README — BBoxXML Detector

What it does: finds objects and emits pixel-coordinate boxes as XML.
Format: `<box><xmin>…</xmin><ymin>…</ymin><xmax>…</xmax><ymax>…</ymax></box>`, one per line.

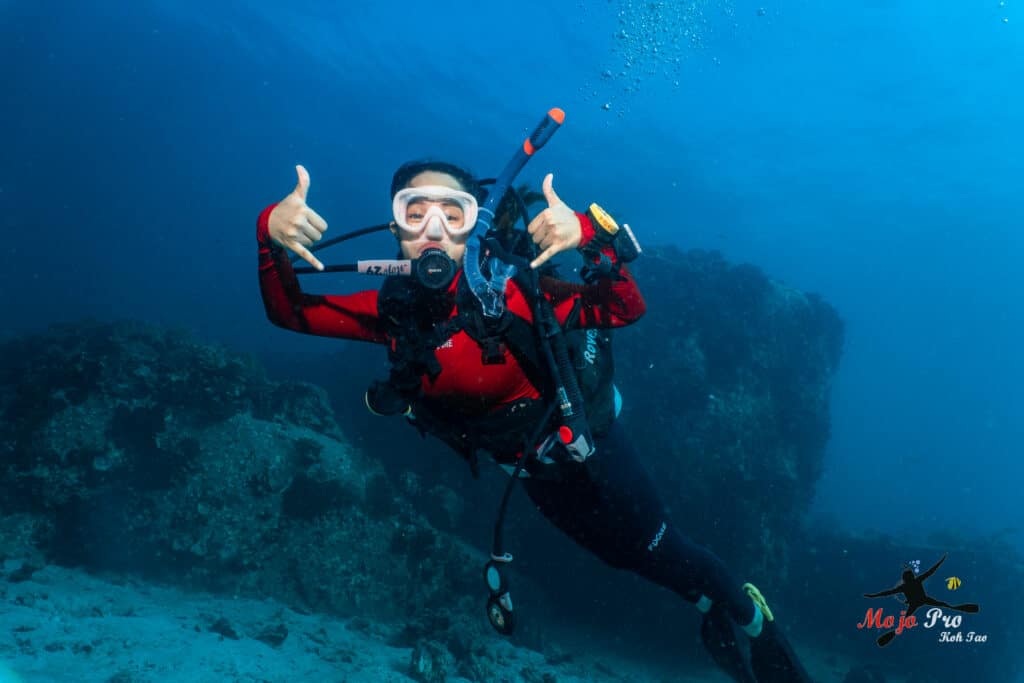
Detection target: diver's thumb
<box><xmin>294</xmin><ymin>164</ymin><xmax>310</xmax><ymax>202</ymax></box>
<box><xmin>542</xmin><ymin>173</ymin><xmax>563</xmax><ymax>207</ymax></box>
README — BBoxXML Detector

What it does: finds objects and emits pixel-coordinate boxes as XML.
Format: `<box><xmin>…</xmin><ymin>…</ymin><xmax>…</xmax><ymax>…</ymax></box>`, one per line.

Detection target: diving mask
<box><xmin>392</xmin><ymin>185</ymin><xmax>479</xmax><ymax>238</ymax></box>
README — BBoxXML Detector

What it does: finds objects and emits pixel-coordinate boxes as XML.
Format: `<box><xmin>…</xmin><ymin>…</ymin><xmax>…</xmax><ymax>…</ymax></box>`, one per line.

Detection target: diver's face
<box><xmin>393</xmin><ymin>171</ymin><xmax>471</xmax><ymax>266</ymax></box>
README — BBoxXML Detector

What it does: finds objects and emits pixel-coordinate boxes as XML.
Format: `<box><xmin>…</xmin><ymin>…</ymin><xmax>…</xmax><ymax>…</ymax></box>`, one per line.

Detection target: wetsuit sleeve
<box><xmin>257</xmin><ymin>203</ymin><xmax>387</xmax><ymax>343</ymax></box>
<box><xmin>543</xmin><ymin>212</ymin><xmax>646</xmax><ymax>328</ymax></box>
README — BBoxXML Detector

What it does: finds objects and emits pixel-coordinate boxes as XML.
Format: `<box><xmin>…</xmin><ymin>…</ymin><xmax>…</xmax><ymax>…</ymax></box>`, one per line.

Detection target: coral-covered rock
<box><xmin>0</xmin><ymin>320</ymin><xmax>481</xmax><ymax>623</ymax></box>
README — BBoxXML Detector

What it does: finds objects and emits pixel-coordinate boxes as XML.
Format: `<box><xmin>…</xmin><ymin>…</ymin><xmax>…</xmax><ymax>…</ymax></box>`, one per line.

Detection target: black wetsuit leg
<box><xmin>520</xmin><ymin>420</ymin><xmax>754</xmax><ymax>625</ymax></box>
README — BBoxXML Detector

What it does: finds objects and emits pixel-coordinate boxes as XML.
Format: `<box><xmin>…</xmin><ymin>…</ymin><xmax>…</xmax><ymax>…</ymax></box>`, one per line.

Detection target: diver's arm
<box><xmin>258</xmin><ymin>204</ymin><xmax>387</xmax><ymax>343</ymax></box>
<box><xmin>863</xmin><ymin>585</ymin><xmax>904</xmax><ymax>598</ymax></box>
<box><xmin>918</xmin><ymin>554</ymin><xmax>948</xmax><ymax>581</ymax></box>
<box><xmin>545</xmin><ymin>212</ymin><xmax>647</xmax><ymax>328</ymax></box>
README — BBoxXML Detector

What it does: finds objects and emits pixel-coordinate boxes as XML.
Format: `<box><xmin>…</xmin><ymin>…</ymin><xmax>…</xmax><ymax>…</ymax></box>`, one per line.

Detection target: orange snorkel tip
<box><xmin>523</xmin><ymin>107</ymin><xmax>566</xmax><ymax>155</ymax></box>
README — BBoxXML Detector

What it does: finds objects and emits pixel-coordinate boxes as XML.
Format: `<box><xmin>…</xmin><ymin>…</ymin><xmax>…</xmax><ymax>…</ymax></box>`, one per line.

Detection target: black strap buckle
<box><xmin>480</xmin><ymin>337</ymin><xmax>507</xmax><ymax>365</ymax></box>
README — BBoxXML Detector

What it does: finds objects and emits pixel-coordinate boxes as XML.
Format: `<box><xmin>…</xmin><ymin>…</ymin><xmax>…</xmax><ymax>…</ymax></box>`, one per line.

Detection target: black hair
<box><xmin>389</xmin><ymin>160</ymin><xmax>483</xmax><ymax>201</ymax></box>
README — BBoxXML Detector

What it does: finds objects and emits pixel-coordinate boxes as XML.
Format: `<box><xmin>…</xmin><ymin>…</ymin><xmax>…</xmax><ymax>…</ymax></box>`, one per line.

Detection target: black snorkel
<box><xmin>461</xmin><ymin>108</ymin><xmax>565</xmax><ymax>317</ymax></box>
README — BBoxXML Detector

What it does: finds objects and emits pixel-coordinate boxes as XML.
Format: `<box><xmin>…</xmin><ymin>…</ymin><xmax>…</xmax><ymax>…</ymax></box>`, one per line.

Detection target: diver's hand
<box><xmin>528</xmin><ymin>173</ymin><xmax>581</xmax><ymax>270</ymax></box>
<box><xmin>267</xmin><ymin>164</ymin><xmax>328</xmax><ymax>271</ymax></box>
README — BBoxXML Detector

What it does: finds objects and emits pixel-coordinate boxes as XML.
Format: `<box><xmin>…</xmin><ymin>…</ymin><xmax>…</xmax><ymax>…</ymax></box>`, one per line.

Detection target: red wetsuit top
<box><xmin>257</xmin><ymin>204</ymin><xmax>646</xmax><ymax>417</ymax></box>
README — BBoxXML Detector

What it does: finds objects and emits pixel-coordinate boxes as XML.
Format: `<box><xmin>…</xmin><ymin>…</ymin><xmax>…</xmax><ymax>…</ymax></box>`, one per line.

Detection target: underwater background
<box><xmin>1</xmin><ymin>1</ymin><xmax>1021</xmax><ymax>682</ymax></box>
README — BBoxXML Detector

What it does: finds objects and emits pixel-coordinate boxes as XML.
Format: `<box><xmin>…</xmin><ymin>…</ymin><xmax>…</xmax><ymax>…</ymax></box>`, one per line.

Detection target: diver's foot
<box><xmin>700</xmin><ymin>605</ymin><xmax>757</xmax><ymax>683</ymax></box>
<box><xmin>741</xmin><ymin>583</ymin><xmax>813</xmax><ymax>683</ymax></box>
<box><xmin>749</xmin><ymin>619</ymin><xmax>813</xmax><ymax>683</ymax></box>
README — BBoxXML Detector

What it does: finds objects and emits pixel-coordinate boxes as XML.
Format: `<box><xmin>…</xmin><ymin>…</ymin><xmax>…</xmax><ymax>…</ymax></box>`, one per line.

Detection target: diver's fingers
<box><xmin>290</xmin><ymin>241</ymin><xmax>324</xmax><ymax>271</ymax></box>
<box><xmin>297</xmin><ymin>217</ymin><xmax>322</xmax><ymax>243</ymax></box>
<box><xmin>530</xmin><ymin>244</ymin><xmax>559</xmax><ymax>270</ymax></box>
<box><xmin>307</xmin><ymin>206</ymin><xmax>328</xmax><ymax>232</ymax></box>
<box><xmin>537</xmin><ymin>231</ymin><xmax>557</xmax><ymax>251</ymax></box>
<box><xmin>294</xmin><ymin>165</ymin><xmax>310</xmax><ymax>202</ymax></box>
<box><xmin>528</xmin><ymin>206</ymin><xmax>558</xmax><ymax>236</ymax></box>
<box><xmin>527</xmin><ymin>211</ymin><xmax>543</xmax><ymax>235</ymax></box>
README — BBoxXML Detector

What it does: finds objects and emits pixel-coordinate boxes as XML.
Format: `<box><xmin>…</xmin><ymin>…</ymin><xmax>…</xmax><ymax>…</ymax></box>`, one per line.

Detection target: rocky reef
<box><xmin>8</xmin><ymin>249</ymin><xmax>1017</xmax><ymax>680</ymax></box>
<box><xmin>0</xmin><ymin>320</ymin><xmax>507</xmax><ymax>673</ymax></box>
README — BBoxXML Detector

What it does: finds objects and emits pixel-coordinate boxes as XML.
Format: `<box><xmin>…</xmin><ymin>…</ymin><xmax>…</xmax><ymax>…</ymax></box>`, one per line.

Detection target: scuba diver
<box><xmin>864</xmin><ymin>554</ymin><xmax>980</xmax><ymax>647</ymax></box>
<box><xmin>255</xmin><ymin>114</ymin><xmax>813</xmax><ymax>682</ymax></box>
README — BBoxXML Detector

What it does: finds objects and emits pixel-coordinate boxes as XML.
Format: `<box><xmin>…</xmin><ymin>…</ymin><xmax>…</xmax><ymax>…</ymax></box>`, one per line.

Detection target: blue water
<box><xmin>2</xmin><ymin>0</ymin><xmax>1021</xmax><ymax>674</ymax></box>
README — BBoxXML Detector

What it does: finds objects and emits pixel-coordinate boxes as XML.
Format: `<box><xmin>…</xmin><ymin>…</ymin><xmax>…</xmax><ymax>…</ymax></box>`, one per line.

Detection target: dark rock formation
<box><xmin>615</xmin><ymin>247</ymin><xmax>844</xmax><ymax>576</ymax></box>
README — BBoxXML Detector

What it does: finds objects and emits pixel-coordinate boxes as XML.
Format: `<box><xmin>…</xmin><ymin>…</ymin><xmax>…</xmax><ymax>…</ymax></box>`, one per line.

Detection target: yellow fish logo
<box><xmin>946</xmin><ymin>576</ymin><xmax>962</xmax><ymax>590</ymax></box>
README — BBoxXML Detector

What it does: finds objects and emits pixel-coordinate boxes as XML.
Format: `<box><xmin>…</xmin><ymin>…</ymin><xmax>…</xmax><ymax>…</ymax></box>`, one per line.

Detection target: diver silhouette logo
<box><xmin>860</xmin><ymin>553</ymin><xmax>980</xmax><ymax>647</ymax></box>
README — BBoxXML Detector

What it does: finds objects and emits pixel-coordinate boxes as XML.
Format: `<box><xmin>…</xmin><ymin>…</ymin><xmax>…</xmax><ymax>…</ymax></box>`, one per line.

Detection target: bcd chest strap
<box><xmin>454</xmin><ymin>273</ymin><xmax>550</xmax><ymax>392</ymax></box>
<box><xmin>373</xmin><ymin>266</ymin><xmax>613</xmax><ymax>468</ymax></box>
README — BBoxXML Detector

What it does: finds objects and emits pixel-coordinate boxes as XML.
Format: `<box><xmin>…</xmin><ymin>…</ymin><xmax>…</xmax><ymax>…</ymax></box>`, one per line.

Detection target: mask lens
<box><xmin>405</xmin><ymin>199</ymin><xmax>464</xmax><ymax>229</ymax></box>
<box><xmin>394</xmin><ymin>186</ymin><xmax>478</xmax><ymax>236</ymax></box>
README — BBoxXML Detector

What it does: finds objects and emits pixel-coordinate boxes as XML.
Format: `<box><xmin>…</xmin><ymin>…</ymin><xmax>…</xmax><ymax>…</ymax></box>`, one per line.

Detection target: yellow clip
<box><xmin>743</xmin><ymin>583</ymin><xmax>775</xmax><ymax>622</ymax></box>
